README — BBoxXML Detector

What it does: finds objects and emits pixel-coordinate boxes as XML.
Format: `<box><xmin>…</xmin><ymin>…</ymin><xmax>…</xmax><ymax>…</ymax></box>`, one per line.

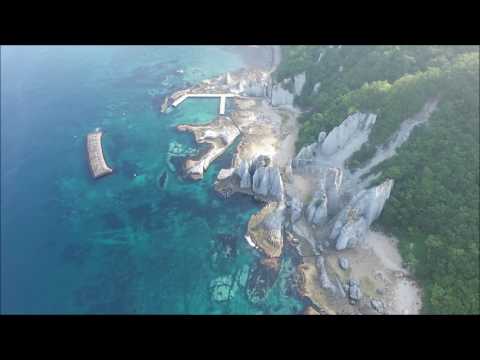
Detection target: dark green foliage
<box><xmin>278</xmin><ymin>45</ymin><xmax>480</xmax><ymax>314</ymax></box>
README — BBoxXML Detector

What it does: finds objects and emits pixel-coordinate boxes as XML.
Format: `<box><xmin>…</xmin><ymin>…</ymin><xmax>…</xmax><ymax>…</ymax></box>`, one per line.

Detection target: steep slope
<box><xmin>275</xmin><ymin>46</ymin><xmax>479</xmax><ymax>314</ymax></box>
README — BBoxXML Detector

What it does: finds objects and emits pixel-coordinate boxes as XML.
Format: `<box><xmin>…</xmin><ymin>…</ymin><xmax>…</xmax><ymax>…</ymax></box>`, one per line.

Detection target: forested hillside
<box><xmin>274</xmin><ymin>45</ymin><xmax>479</xmax><ymax>314</ymax></box>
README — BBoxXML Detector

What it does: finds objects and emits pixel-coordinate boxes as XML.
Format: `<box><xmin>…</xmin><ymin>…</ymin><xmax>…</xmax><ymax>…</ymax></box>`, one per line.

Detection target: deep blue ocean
<box><xmin>1</xmin><ymin>46</ymin><xmax>303</xmax><ymax>314</ymax></box>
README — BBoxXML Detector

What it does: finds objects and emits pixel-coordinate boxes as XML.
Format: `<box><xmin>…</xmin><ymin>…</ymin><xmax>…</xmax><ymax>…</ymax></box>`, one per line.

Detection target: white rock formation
<box><xmin>316</xmin><ymin>256</ymin><xmax>337</xmax><ymax>294</ymax></box>
<box><xmin>252</xmin><ymin>166</ymin><xmax>269</xmax><ymax>196</ymax></box>
<box><xmin>352</xmin><ymin>99</ymin><xmax>439</xmax><ymax>184</ymax></box>
<box><xmin>271</xmin><ymin>83</ymin><xmax>294</xmax><ymax>107</ymax></box>
<box><xmin>294</xmin><ymin>72</ymin><xmax>306</xmax><ymax>96</ymax></box>
<box><xmin>330</xmin><ymin>179</ymin><xmax>394</xmax><ymax>250</ymax></box>
<box><xmin>320</xmin><ymin>113</ymin><xmax>377</xmax><ymax>157</ymax></box>
<box><xmin>306</xmin><ymin>187</ymin><xmax>328</xmax><ymax>226</ymax></box>
<box><xmin>234</xmin><ymin>156</ymin><xmax>284</xmax><ymax>202</ymax></box>
<box><xmin>225</xmin><ymin>72</ymin><xmax>232</xmax><ymax>85</ymax></box>
<box><xmin>288</xmin><ymin>196</ymin><xmax>303</xmax><ymax>223</ymax></box>
<box><xmin>317</xmin><ymin>51</ymin><xmax>325</xmax><ymax>63</ymax></box>
<box><xmin>325</xmin><ymin>167</ymin><xmax>343</xmax><ymax>215</ymax></box>
<box><xmin>252</xmin><ymin>166</ymin><xmax>284</xmax><ymax>202</ymax></box>
<box><xmin>268</xmin><ymin>167</ymin><xmax>284</xmax><ymax>202</ymax></box>
<box><xmin>270</xmin><ymin>72</ymin><xmax>306</xmax><ymax>107</ymax></box>
<box><xmin>217</xmin><ymin>168</ymin><xmax>235</xmax><ymax>181</ymax></box>
<box><xmin>235</xmin><ymin>159</ymin><xmax>252</xmax><ymax>189</ymax></box>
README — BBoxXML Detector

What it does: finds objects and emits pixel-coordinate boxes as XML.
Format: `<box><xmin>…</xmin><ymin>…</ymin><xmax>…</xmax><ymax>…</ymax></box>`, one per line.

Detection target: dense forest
<box><xmin>274</xmin><ymin>45</ymin><xmax>479</xmax><ymax>314</ymax></box>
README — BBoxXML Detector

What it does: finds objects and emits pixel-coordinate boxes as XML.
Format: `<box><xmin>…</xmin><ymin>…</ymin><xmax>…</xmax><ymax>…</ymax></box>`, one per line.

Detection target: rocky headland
<box><xmin>163</xmin><ymin>46</ymin><xmax>430</xmax><ymax>314</ymax></box>
<box><xmin>176</xmin><ymin>116</ymin><xmax>240</xmax><ymax>180</ymax></box>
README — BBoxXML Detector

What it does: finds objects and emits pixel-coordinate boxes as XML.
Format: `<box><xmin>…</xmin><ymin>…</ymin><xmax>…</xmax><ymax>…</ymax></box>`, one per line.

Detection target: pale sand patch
<box><xmin>363</xmin><ymin>231</ymin><xmax>423</xmax><ymax>314</ymax></box>
<box><xmin>365</xmin><ymin>231</ymin><xmax>404</xmax><ymax>272</ymax></box>
<box><xmin>271</xmin><ymin>108</ymin><xmax>299</xmax><ymax>167</ymax></box>
<box><xmin>390</xmin><ymin>279</ymin><xmax>423</xmax><ymax>315</ymax></box>
<box><xmin>274</xmin><ymin>130</ymin><xmax>297</xmax><ymax>167</ymax></box>
<box><xmin>238</xmin><ymin>134</ymin><xmax>278</xmax><ymax>162</ymax></box>
<box><xmin>296</xmin><ymin>230</ymin><xmax>423</xmax><ymax>315</ymax></box>
<box><xmin>288</xmin><ymin>174</ymin><xmax>314</xmax><ymax>202</ymax></box>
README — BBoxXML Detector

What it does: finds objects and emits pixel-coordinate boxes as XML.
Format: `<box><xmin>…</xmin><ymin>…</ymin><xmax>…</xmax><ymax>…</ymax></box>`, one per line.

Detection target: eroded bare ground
<box><xmin>291</xmin><ymin>229</ymin><xmax>423</xmax><ymax>315</ymax></box>
<box><xmin>232</xmin><ymin>98</ymin><xmax>299</xmax><ymax>168</ymax></box>
<box><xmin>164</xmin><ymin>62</ymin><xmax>423</xmax><ymax>315</ymax></box>
<box><xmin>229</xmin><ymin>96</ymin><xmax>423</xmax><ymax>315</ymax></box>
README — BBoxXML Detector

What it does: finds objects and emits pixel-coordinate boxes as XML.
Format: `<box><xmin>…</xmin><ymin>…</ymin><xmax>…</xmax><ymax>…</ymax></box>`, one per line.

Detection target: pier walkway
<box><xmin>171</xmin><ymin>93</ymin><xmax>237</xmax><ymax>115</ymax></box>
<box><xmin>86</xmin><ymin>131</ymin><xmax>113</xmax><ymax>179</ymax></box>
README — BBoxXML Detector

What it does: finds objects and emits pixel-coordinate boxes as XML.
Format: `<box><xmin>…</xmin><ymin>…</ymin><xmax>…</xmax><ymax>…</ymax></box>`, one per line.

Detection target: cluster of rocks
<box><xmin>338</xmin><ymin>257</ymin><xmax>350</xmax><ymax>270</ymax></box>
<box><xmin>287</xmin><ymin>111</ymin><xmax>394</xmax><ymax>252</ymax></box>
<box><xmin>370</xmin><ymin>298</ymin><xmax>385</xmax><ymax>313</ymax></box>
<box><xmin>176</xmin><ymin>117</ymin><xmax>240</xmax><ymax>180</ymax></box>
<box><xmin>292</xmin><ymin>112</ymin><xmax>377</xmax><ymax>171</ymax></box>
<box><xmin>347</xmin><ymin>279</ymin><xmax>362</xmax><ymax>305</ymax></box>
<box><xmin>329</xmin><ymin>179</ymin><xmax>394</xmax><ymax>250</ymax></box>
<box><xmin>166</xmin><ymin>141</ymin><xmax>198</xmax><ymax>172</ymax></box>
<box><xmin>316</xmin><ymin>256</ymin><xmax>337</xmax><ymax>295</ymax></box>
<box><xmin>269</xmin><ymin>71</ymin><xmax>306</xmax><ymax>107</ymax></box>
<box><xmin>221</xmin><ymin>69</ymin><xmax>270</xmax><ymax>98</ymax></box>
<box><xmin>247</xmin><ymin>202</ymin><xmax>285</xmax><ymax>258</ymax></box>
<box><xmin>234</xmin><ymin>155</ymin><xmax>285</xmax><ymax>202</ymax></box>
<box><xmin>312</xmin><ymin>255</ymin><xmax>367</xmax><ymax>309</ymax></box>
<box><xmin>286</xmin><ymin>166</ymin><xmax>343</xmax><ymax>231</ymax></box>
<box><xmin>306</xmin><ymin>188</ymin><xmax>328</xmax><ymax>226</ymax></box>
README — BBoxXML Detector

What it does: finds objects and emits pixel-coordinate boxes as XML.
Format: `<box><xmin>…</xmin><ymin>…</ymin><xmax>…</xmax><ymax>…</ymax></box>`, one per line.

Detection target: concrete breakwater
<box><xmin>86</xmin><ymin>131</ymin><xmax>113</xmax><ymax>179</ymax></box>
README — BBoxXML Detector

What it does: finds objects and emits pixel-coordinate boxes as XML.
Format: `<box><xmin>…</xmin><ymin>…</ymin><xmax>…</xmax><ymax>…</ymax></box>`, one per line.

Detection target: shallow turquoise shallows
<box><xmin>1</xmin><ymin>46</ymin><xmax>303</xmax><ymax>314</ymax></box>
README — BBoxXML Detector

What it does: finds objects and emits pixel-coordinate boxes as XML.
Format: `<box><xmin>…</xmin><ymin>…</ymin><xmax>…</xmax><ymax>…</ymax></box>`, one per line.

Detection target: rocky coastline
<box><xmin>162</xmin><ymin>46</ymin><xmax>424</xmax><ymax>314</ymax></box>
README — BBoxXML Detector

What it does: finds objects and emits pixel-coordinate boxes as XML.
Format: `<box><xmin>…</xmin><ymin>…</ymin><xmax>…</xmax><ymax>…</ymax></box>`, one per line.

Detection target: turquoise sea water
<box><xmin>1</xmin><ymin>46</ymin><xmax>303</xmax><ymax>314</ymax></box>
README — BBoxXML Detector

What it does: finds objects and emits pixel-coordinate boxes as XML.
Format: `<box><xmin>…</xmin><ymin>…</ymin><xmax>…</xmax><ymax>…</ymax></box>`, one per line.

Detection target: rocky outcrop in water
<box><xmin>330</xmin><ymin>179</ymin><xmax>394</xmax><ymax>250</ymax></box>
<box><xmin>247</xmin><ymin>202</ymin><xmax>285</xmax><ymax>258</ymax></box>
<box><xmin>235</xmin><ymin>159</ymin><xmax>252</xmax><ymax>189</ymax></box>
<box><xmin>231</xmin><ymin>155</ymin><xmax>284</xmax><ymax>202</ymax></box>
<box><xmin>177</xmin><ymin>117</ymin><xmax>240</xmax><ymax>180</ymax></box>
<box><xmin>217</xmin><ymin>168</ymin><xmax>235</xmax><ymax>181</ymax></box>
<box><xmin>252</xmin><ymin>166</ymin><xmax>284</xmax><ymax>202</ymax></box>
